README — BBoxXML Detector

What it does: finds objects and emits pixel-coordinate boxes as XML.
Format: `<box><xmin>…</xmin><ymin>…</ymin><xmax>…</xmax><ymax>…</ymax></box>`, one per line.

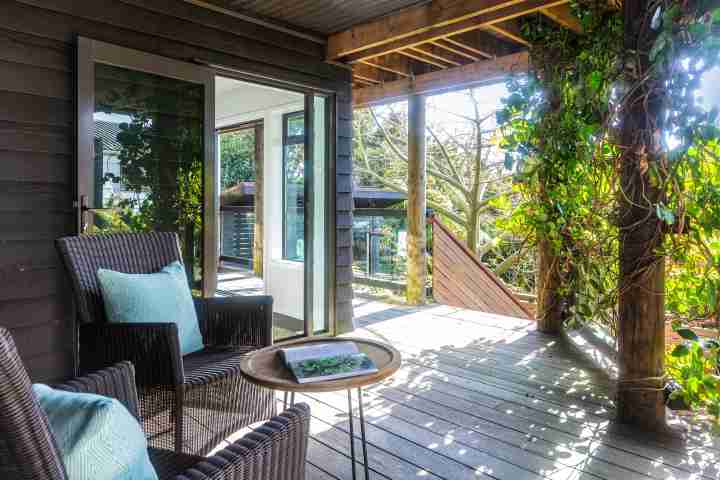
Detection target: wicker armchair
<box><xmin>0</xmin><ymin>327</ymin><xmax>310</xmax><ymax>480</ymax></box>
<box><xmin>56</xmin><ymin>232</ymin><xmax>276</xmax><ymax>455</ymax></box>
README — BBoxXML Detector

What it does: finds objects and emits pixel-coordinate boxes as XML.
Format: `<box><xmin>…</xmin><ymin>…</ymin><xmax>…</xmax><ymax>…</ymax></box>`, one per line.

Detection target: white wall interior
<box><xmin>215</xmin><ymin>77</ymin><xmax>306</xmax><ymax>323</ymax></box>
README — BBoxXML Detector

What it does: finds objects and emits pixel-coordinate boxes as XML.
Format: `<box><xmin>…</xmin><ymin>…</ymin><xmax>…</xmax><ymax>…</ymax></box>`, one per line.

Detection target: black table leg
<box><xmin>347</xmin><ymin>389</ymin><xmax>357</xmax><ymax>480</ymax></box>
<box><xmin>357</xmin><ymin>387</ymin><xmax>370</xmax><ymax>480</ymax></box>
<box><xmin>348</xmin><ymin>387</ymin><xmax>370</xmax><ymax>480</ymax></box>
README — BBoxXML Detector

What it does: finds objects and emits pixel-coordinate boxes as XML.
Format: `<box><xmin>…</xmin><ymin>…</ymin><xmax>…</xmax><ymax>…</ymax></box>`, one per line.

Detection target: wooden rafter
<box><xmin>442</xmin><ymin>37</ymin><xmax>494</xmax><ymax>59</ymax></box>
<box><xmin>396</xmin><ymin>49</ymin><xmax>449</xmax><ymax>69</ymax></box>
<box><xmin>485</xmin><ymin>21</ymin><xmax>531</xmax><ymax>46</ymax></box>
<box><xmin>431</xmin><ymin>39</ymin><xmax>484</xmax><ymax>62</ymax></box>
<box><xmin>352</xmin><ymin>63</ymin><xmax>385</xmax><ymax>84</ymax></box>
<box><xmin>353</xmin><ymin>51</ymin><xmax>529</xmax><ymax>107</ymax></box>
<box><xmin>541</xmin><ymin>4</ymin><xmax>583</xmax><ymax>33</ymax></box>
<box><xmin>332</xmin><ymin>0</ymin><xmax>569</xmax><ymax>63</ymax></box>
<box><xmin>409</xmin><ymin>45</ymin><xmax>464</xmax><ymax>67</ymax></box>
<box><xmin>358</xmin><ymin>59</ymin><xmax>411</xmax><ymax>78</ymax></box>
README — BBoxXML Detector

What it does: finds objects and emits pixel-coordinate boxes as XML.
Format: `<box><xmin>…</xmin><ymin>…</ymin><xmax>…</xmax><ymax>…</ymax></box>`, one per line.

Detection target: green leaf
<box><xmin>676</xmin><ymin>328</ymin><xmax>700</xmax><ymax>342</ymax></box>
<box><xmin>656</xmin><ymin>204</ymin><xmax>675</xmax><ymax>225</ymax></box>
<box><xmin>672</xmin><ymin>344</ymin><xmax>690</xmax><ymax>357</ymax></box>
<box><xmin>649</xmin><ymin>32</ymin><xmax>669</xmax><ymax>62</ymax></box>
<box><xmin>712</xmin><ymin>8</ymin><xmax>720</xmax><ymax>24</ymax></box>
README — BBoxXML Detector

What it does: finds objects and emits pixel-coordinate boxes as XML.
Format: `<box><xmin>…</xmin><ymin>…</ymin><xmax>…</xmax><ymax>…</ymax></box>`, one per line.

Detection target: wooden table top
<box><xmin>239</xmin><ymin>337</ymin><xmax>402</xmax><ymax>393</ymax></box>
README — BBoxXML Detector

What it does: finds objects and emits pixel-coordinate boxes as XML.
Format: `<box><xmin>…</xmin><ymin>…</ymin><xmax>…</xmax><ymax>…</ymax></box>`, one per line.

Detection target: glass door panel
<box><xmin>77</xmin><ymin>38</ymin><xmax>215</xmax><ymax>293</ymax></box>
<box><xmin>310</xmin><ymin>95</ymin><xmax>328</xmax><ymax>334</ymax></box>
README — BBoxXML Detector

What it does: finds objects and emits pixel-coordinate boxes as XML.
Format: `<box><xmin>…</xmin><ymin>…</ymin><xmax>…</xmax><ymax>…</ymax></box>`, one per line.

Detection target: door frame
<box><xmin>213</xmin><ymin>71</ymin><xmax>336</xmax><ymax>339</ymax></box>
<box><xmin>76</xmin><ymin>37</ymin><xmax>218</xmax><ymax>296</ymax></box>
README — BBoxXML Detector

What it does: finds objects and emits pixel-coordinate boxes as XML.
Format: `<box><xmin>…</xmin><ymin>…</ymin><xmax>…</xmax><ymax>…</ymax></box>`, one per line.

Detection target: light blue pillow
<box><xmin>97</xmin><ymin>261</ymin><xmax>204</xmax><ymax>355</ymax></box>
<box><xmin>33</xmin><ymin>384</ymin><xmax>158</xmax><ymax>480</ymax></box>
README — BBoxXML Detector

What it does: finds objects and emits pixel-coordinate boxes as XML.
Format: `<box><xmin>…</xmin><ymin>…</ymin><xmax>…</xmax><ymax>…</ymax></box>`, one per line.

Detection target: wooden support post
<box><xmin>617</xmin><ymin>0</ymin><xmax>667</xmax><ymax>431</ymax></box>
<box><xmin>535</xmin><ymin>84</ymin><xmax>563</xmax><ymax>334</ymax></box>
<box><xmin>253</xmin><ymin>122</ymin><xmax>264</xmax><ymax>279</ymax></box>
<box><xmin>406</xmin><ymin>94</ymin><xmax>427</xmax><ymax>305</ymax></box>
<box><xmin>536</xmin><ymin>234</ymin><xmax>563</xmax><ymax>333</ymax></box>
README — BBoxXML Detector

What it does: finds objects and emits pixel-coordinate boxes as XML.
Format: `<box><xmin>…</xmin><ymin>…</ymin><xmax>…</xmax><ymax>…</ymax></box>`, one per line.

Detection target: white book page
<box><xmin>281</xmin><ymin>341</ymin><xmax>359</xmax><ymax>363</ymax></box>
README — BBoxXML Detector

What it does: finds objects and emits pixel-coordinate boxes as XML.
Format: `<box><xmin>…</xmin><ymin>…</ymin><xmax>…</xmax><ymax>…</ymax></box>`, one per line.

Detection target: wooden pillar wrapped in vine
<box><xmin>406</xmin><ymin>94</ymin><xmax>427</xmax><ymax>305</ymax></box>
<box><xmin>534</xmin><ymin>64</ymin><xmax>564</xmax><ymax>334</ymax></box>
<box><xmin>617</xmin><ymin>0</ymin><xmax>667</xmax><ymax>431</ymax></box>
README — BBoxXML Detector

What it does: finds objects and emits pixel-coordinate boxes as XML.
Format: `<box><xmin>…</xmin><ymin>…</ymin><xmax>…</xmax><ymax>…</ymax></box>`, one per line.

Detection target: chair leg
<box><xmin>174</xmin><ymin>387</ymin><xmax>184</xmax><ymax>453</ymax></box>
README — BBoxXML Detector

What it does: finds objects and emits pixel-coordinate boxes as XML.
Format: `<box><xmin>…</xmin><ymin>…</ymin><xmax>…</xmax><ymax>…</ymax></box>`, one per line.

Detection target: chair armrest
<box><xmin>194</xmin><ymin>296</ymin><xmax>273</xmax><ymax>350</ymax></box>
<box><xmin>173</xmin><ymin>403</ymin><xmax>310</xmax><ymax>480</ymax></box>
<box><xmin>53</xmin><ymin>362</ymin><xmax>141</xmax><ymax>419</ymax></box>
<box><xmin>79</xmin><ymin>323</ymin><xmax>184</xmax><ymax>388</ymax></box>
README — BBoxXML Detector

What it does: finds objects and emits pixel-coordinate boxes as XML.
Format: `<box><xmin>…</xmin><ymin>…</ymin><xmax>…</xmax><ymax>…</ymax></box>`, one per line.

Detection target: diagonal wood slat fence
<box><xmin>430</xmin><ymin>216</ymin><xmax>532</xmax><ymax>319</ymax></box>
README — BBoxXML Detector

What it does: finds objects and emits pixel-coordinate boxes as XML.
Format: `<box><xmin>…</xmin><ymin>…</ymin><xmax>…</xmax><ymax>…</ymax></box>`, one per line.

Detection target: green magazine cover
<box><xmin>280</xmin><ymin>342</ymin><xmax>378</xmax><ymax>383</ymax></box>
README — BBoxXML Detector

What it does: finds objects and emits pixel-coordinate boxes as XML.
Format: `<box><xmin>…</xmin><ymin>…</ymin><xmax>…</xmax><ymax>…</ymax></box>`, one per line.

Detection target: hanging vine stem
<box><xmin>498</xmin><ymin>0</ymin><xmax>720</xmax><ymax>333</ymax></box>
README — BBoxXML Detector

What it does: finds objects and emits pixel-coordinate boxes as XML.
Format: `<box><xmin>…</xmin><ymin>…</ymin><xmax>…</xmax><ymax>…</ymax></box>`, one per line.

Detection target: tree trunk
<box><xmin>253</xmin><ymin>123</ymin><xmax>264</xmax><ymax>279</ymax></box>
<box><xmin>466</xmin><ymin>207</ymin><xmax>479</xmax><ymax>254</ymax></box>
<box><xmin>406</xmin><ymin>94</ymin><xmax>427</xmax><ymax>305</ymax></box>
<box><xmin>617</xmin><ymin>0</ymin><xmax>667</xmax><ymax>431</ymax></box>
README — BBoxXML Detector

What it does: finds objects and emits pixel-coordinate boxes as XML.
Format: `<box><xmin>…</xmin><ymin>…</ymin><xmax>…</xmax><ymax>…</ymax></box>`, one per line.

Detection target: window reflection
<box><xmin>92</xmin><ymin>63</ymin><xmax>205</xmax><ymax>286</ymax></box>
<box><xmin>283</xmin><ymin>111</ymin><xmax>305</xmax><ymax>262</ymax></box>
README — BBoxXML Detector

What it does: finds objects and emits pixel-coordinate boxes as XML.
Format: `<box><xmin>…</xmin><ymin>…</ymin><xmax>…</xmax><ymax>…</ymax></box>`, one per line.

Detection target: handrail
<box><xmin>429</xmin><ymin>215</ymin><xmax>533</xmax><ymax>319</ymax></box>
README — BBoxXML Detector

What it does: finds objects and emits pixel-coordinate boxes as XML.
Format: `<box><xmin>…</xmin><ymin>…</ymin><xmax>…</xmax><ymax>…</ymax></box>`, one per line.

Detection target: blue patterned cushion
<box><xmin>97</xmin><ymin>261</ymin><xmax>204</xmax><ymax>355</ymax></box>
<box><xmin>33</xmin><ymin>384</ymin><xmax>158</xmax><ymax>480</ymax></box>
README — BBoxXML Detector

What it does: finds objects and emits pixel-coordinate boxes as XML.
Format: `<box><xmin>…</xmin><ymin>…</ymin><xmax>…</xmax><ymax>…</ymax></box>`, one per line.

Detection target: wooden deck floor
<box><xmin>296</xmin><ymin>297</ymin><xmax>720</xmax><ymax>480</ymax></box>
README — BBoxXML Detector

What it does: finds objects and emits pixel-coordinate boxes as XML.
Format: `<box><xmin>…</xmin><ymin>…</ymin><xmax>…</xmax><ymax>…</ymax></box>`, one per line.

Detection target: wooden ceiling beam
<box><xmin>353</xmin><ymin>51</ymin><xmax>529</xmax><ymax>107</ymax></box>
<box><xmin>337</xmin><ymin>0</ymin><xmax>568</xmax><ymax>63</ymax></box>
<box><xmin>431</xmin><ymin>39</ymin><xmax>485</xmax><ymax>62</ymax></box>
<box><xmin>540</xmin><ymin>4</ymin><xmax>583</xmax><ymax>33</ymax></box>
<box><xmin>396</xmin><ymin>49</ymin><xmax>449</xmax><ymax>69</ymax></box>
<box><xmin>358</xmin><ymin>58</ymin><xmax>411</xmax><ymax>78</ymax></box>
<box><xmin>352</xmin><ymin>63</ymin><xmax>386</xmax><ymax>84</ymax></box>
<box><xmin>485</xmin><ymin>20</ymin><xmax>531</xmax><ymax>46</ymax></box>
<box><xmin>409</xmin><ymin>44</ymin><xmax>466</xmax><ymax>67</ymax></box>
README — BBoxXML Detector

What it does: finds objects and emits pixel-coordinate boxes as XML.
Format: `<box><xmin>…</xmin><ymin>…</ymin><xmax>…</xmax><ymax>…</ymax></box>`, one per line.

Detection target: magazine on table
<box><xmin>279</xmin><ymin>341</ymin><xmax>378</xmax><ymax>384</ymax></box>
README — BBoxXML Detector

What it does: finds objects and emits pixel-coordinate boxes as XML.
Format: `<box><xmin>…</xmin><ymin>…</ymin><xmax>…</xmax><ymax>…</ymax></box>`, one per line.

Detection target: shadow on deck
<box><xmin>298</xmin><ymin>298</ymin><xmax>719</xmax><ymax>480</ymax></box>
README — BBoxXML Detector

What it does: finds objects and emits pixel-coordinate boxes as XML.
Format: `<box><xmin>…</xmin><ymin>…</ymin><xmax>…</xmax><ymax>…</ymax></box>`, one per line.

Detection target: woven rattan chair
<box><xmin>0</xmin><ymin>327</ymin><xmax>310</xmax><ymax>480</ymax></box>
<box><xmin>56</xmin><ymin>232</ymin><xmax>276</xmax><ymax>455</ymax></box>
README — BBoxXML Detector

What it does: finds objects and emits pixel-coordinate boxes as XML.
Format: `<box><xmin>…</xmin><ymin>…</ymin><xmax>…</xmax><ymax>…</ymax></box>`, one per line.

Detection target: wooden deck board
<box><xmin>291</xmin><ymin>298</ymin><xmax>720</xmax><ymax>480</ymax></box>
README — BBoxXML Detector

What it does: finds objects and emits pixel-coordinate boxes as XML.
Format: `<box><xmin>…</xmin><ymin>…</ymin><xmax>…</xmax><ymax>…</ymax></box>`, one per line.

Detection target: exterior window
<box><xmin>283</xmin><ymin>111</ymin><xmax>305</xmax><ymax>261</ymax></box>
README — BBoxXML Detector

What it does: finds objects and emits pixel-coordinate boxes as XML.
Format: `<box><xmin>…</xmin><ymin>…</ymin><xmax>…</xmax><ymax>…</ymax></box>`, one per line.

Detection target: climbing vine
<box><xmin>498</xmin><ymin>0</ymin><xmax>720</xmax><ymax>424</ymax></box>
<box><xmin>498</xmin><ymin>1</ymin><xmax>623</xmax><ymax>332</ymax></box>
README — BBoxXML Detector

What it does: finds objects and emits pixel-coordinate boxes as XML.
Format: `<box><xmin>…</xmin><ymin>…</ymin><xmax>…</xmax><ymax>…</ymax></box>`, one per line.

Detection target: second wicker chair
<box><xmin>56</xmin><ymin>232</ymin><xmax>276</xmax><ymax>455</ymax></box>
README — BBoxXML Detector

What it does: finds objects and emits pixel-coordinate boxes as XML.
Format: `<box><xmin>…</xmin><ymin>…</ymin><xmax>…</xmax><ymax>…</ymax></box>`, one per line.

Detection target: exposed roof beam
<box><xmin>352</xmin><ymin>63</ymin><xmax>386</xmax><ymax>84</ymax></box>
<box><xmin>431</xmin><ymin>39</ymin><xmax>484</xmax><ymax>62</ymax></box>
<box><xmin>485</xmin><ymin>20</ymin><xmax>531</xmax><ymax>46</ymax></box>
<box><xmin>541</xmin><ymin>4</ymin><xmax>583</xmax><ymax>33</ymax></box>
<box><xmin>409</xmin><ymin>45</ymin><xmax>464</xmax><ymax>67</ymax></box>
<box><xmin>336</xmin><ymin>0</ymin><xmax>568</xmax><ymax>63</ymax></box>
<box><xmin>358</xmin><ymin>59</ymin><xmax>411</xmax><ymax>78</ymax></box>
<box><xmin>396</xmin><ymin>49</ymin><xmax>449</xmax><ymax>69</ymax></box>
<box><xmin>353</xmin><ymin>51</ymin><xmax>529</xmax><ymax>107</ymax></box>
<box><xmin>441</xmin><ymin>37</ymin><xmax>494</xmax><ymax>59</ymax></box>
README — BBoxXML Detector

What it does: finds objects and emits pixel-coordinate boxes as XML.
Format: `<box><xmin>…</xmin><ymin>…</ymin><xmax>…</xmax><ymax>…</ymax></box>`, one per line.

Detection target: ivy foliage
<box><xmin>497</xmin><ymin>0</ymin><xmax>720</xmax><ymax>425</ymax></box>
<box><xmin>498</xmin><ymin>2</ymin><xmax>624</xmax><ymax>331</ymax></box>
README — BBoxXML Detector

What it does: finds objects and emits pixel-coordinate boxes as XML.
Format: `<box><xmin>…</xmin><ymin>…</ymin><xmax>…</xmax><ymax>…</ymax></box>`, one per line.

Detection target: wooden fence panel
<box><xmin>431</xmin><ymin>217</ymin><xmax>531</xmax><ymax>319</ymax></box>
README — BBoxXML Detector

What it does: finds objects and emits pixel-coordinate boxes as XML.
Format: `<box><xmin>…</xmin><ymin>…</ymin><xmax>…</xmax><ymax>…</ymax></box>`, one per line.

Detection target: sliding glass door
<box><xmin>76</xmin><ymin>38</ymin><xmax>216</xmax><ymax>295</ymax></box>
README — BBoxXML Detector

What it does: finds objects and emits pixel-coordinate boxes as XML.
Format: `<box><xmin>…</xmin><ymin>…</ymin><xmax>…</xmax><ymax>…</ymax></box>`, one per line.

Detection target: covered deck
<box><xmin>295</xmin><ymin>298</ymin><xmax>719</xmax><ymax>480</ymax></box>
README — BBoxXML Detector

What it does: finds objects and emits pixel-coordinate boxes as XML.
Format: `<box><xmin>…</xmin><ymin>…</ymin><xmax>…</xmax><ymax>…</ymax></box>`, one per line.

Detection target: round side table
<box><xmin>239</xmin><ymin>337</ymin><xmax>401</xmax><ymax>480</ymax></box>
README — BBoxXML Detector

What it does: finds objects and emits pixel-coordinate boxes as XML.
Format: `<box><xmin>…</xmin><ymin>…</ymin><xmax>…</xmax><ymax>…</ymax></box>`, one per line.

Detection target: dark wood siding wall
<box><xmin>335</xmin><ymin>88</ymin><xmax>355</xmax><ymax>333</ymax></box>
<box><xmin>0</xmin><ymin>0</ymin><xmax>352</xmax><ymax>381</ymax></box>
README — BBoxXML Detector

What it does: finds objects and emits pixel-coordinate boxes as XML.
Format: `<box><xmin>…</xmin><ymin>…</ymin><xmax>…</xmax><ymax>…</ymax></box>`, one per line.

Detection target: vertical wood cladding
<box><xmin>335</xmin><ymin>89</ymin><xmax>355</xmax><ymax>333</ymax></box>
<box><xmin>0</xmin><ymin>0</ymin><xmax>352</xmax><ymax>381</ymax></box>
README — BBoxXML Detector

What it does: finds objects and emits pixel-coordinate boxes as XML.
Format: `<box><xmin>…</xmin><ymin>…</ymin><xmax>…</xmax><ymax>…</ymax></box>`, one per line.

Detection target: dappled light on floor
<box><xmin>232</xmin><ymin>297</ymin><xmax>719</xmax><ymax>479</ymax></box>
